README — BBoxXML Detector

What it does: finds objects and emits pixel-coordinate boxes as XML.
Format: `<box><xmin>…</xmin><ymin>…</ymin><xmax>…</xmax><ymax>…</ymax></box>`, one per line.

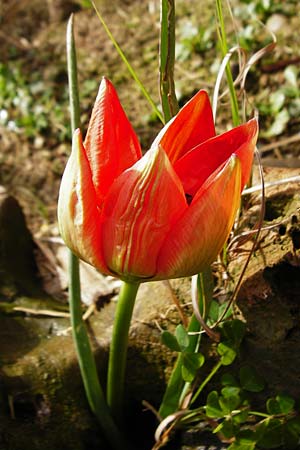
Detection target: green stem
<box><xmin>248</xmin><ymin>411</ymin><xmax>271</xmax><ymax>419</ymax></box>
<box><xmin>159</xmin><ymin>0</ymin><xmax>179</xmax><ymax>122</ymax></box>
<box><xmin>69</xmin><ymin>255</ymin><xmax>125</xmax><ymax>450</ymax></box>
<box><xmin>66</xmin><ymin>15</ymin><xmax>81</xmax><ymax>133</ymax></box>
<box><xmin>67</xmin><ymin>16</ymin><xmax>126</xmax><ymax>450</ymax></box>
<box><xmin>191</xmin><ymin>360</ymin><xmax>223</xmax><ymax>405</ymax></box>
<box><xmin>107</xmin><ymin>281</ymin><xmax>140</xmax><ymax>425</ymax></box>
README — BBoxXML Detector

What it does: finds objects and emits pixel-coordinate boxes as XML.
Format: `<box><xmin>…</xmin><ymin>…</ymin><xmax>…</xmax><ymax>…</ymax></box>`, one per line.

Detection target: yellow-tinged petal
<box><xmin>58</xmin><ymin>129</ymin><xmax>110</xmax><ymax>274</ymax></box>
<box><xmin>156</xmin><ymin>155</ymin><xmax>241</xmax><ymax>279</ymax></box>
<box><xmin>84</xmin><ymin>78</ymin><xmax>142</xmax><ymax>205</ymax></box>
<box><xmin>101</xmin><ymin>145</ymin><xmax>187</xmax><ymax>281</ymax></box>
<box><xmin>152</xmin><ymin>90</ymin><xmax>215</xmax><ymax>164</ymax></box>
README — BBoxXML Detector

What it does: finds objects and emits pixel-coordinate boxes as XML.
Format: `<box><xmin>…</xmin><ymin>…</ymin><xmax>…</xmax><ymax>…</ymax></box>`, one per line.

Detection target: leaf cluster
<box><xmin>162</xmin><ymin>318</ymin><xmax>300</xmax><ymax>450</ymax></box>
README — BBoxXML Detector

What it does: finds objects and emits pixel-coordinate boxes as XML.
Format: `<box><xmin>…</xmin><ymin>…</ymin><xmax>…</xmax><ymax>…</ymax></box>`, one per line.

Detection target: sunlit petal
<box><xmin>101</xmin><ymin>145</ymin><xmax>187</xmax><ymax>281</ymax></box>
<box><xmin>174</xmin><ymin>118</ymin><xmax>258</xmax><ymax>198</ymax></box>
<box><xmin>58</xmin><ymin>129</ymin><xmax>110</xmax><ymax>274</ymax></box>
<box><xmin>84</xmin><ymin>77</ymin><xmax>142</xmax><ymax>205</ymax></box>
<box><xmin>152</xmin><ymin>90</ymin><xmax>215</xmax><ymax>164</ymax></box>
<box><xmin>156</xmin><ymin>155</ymin><xmax>241</xmax><ymax>279</ymax></box>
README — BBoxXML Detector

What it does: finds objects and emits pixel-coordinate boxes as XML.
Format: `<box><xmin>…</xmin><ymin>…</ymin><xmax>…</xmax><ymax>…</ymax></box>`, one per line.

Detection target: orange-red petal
<box><xmin>101</xmin><ymin>145</ymin><xmax>187</xmax><ymax>281</ymax></box>
<box><xmin>58</xmin><ymin>129</ymin><xmax>110</xmax><ymax>274</ymax></box>
<box><xmin>152</xmin><ymin>90</ymin><xmax>215</xmax><ymax>164</ymax></box>
<box><xmin>156</xmin><ymin>155</ymin><xmax>241</xmax><ymax>279</ymax></box>
<box><xmin>174</xmin><ymin>118</ymin><xmax>258</xmax><ymax>198</ymax></box>
<box><xmin>84</xmin><ymin>77</ymin><xmax>142</xmax><ymax>206</ymax></box>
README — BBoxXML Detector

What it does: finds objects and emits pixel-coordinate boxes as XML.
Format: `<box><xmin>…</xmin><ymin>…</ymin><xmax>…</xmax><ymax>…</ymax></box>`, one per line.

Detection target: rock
<box><xmin>233</xmin><ymin>167</ymin><xmax>300</xmax><ymax>401</ymax></box>
<box><xmin>0</xmin><ymin>189</ymin><xmax>44</xmax><ymax>297</ymax></box>
<box><xmin>0</xmin><ymin>275</ymin><xmax>191</xmax><ymax>450</ymax></box>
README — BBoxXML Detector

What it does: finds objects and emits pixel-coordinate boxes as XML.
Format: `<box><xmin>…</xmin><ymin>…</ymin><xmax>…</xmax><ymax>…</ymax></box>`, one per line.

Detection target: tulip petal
<box><xmin>84</xmin><ymin>77</ymin><xmax>142</xmax><ymax>205</ymax></box>
<box><xmin>152</xmin><ymin>90</ymin><xmax>215</xmax><ymax>164</ymax></box>
<box><xmin>174</xmin><ymin>118</ymin><xmax>258</xmax><ymax>198</ymax></box>
<box><xmin>156</xmin><ymin>155</ymin><xmax>241</xmax><ymax>279</ymax></box>
<box><xmin>58</xmin><ymin>129</ymin><xmax>110</xmax><ymax>274</ymax></box>
<box><xmin>101</xmin><ymin>145</ymin><xmax>187</xmax><ymax>281</ymax></box>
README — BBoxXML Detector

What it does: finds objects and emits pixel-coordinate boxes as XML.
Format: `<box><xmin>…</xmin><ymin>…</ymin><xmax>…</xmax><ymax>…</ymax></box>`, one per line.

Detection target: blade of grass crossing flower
<box><xmin>215</xmin><ymin>0</ymin><xmax>240</xmax><ymax>126</ymax></box>
<box><xmin>91</xmin><ymin>1</ymin><xmax>164</xmax><ymax>124</ymax></box>
<box><xmin>159</xmin><ymin>0</ymin><xmax>179</xmax><ymax>122</ymax></box>
<box><xmin>66</xmin><ymin>16</ymin><xmax>126</xmax><ymax>450</ymax></box>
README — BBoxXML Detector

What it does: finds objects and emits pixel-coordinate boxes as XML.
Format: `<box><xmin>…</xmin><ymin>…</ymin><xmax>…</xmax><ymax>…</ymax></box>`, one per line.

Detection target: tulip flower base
<box><xmin>1</xmin><ymin>166</ymin><xmax>300</xmax><ymax>450</ymax></box>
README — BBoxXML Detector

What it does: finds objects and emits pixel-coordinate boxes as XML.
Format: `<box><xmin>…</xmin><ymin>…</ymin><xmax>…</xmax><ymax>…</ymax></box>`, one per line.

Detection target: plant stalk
<box><xmin>191</xmin><ymin>360</ymin><xmax>223</xmax><ymax>405</ymax></box>
<box><xmin>159</xmin><ymin>0</ymin><xmax>179</xmax><ymax>122</ymax></box>
<box><xmin>107</xmin><ymin>281</ymin><xmax>140</xmax><ymax>425</ymax></box>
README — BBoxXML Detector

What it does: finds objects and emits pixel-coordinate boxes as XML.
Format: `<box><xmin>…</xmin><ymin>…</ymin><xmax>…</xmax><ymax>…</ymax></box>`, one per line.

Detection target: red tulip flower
<box><xmin>58</xmin><ymin>78</ymin><xmax>258</xmax><ymax>282</ymax></box>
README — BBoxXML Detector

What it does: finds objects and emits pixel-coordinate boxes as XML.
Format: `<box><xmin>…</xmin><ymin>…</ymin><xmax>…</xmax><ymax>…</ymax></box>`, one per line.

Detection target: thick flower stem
<box><xmin>69</xmin><ymin>255</ymin><xmax>126</xmax><ymax>450</ymax></box>
<box><xmin>107</xmin><ymin>281</ymin><xmax>140</xmax><ymax>425</ymax></box>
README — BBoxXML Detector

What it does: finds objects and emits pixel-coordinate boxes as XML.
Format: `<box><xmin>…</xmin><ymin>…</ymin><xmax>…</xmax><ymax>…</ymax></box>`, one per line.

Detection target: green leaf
<box><xmin>175</xmin><ymin>324</ymin><xmax>190</xmax><ymax>351</ymax></box>
<box><xmin>181</xmin><ymin>352</ymin><xmax>205</xmax><ymax>382</ymax></box>
<box><xmin>221</xmin><ymin>373</ymin><xmax>239</xmax><ymax>387</ymax></box>
<box><xmin>239</xmin><ymin>366</ymin><xmax>265</xmax><ymax>392</ymax></box>
<box><xmin>276</xmin><ymin>394</ymin><xmax>295</xmax><ymax>414</ymax></box>
<box><xmin>221</xmin><ymin>386</ymin><xmax>241</xmax><ymax>398</ymax></box>
<box><xmin>228</xmin><ymin>429</ymin><xmax>257</xmax><ymax>450</ymax></box>
<box><xmin>161</xmin><ymin>331</ymin><xmax>181</xmax><ymax>352</ymax></box>
<box><xmin>239</xmin><ymin>429</ymin><xmax>257</xmax><ymax>441</ymax></box>
<box><xmin>219</xmin><ymin>392</ymin><xmax>241</xmax><ymax>414</ymax></box>
<box><xmin>208</xmin><ymin>300</ymin><xmax>220</xmax><ymax>322</ymax></box>
<box><xmin>283</xmin><ymin>424</ymin><xmax>299</xmax><ymax>450</ymax></box>
<box><xmin>266</xmin><ymin>394</ymin><xmax>294</xmax><ymax>415</ymax></box>
<box><xmin>214</xmin><ymin>419</ymin><xmax>235</xmax><ymax>438</ymax></box>
<box><xmin>266</xmin><ymin>398</ymin><xmax>282</xmax><ymax>415</ymax></box>
<box><xmin>232</xmin><ymin>409</ymin><xmax>249</xmax><ymax>424</ymax></box>
<box><xmin>181</xmin><ymin>365</ymin><xmax>194</xmax><ymax>383</ymax></box>
<box><xmin>287</xmin><ymin>417</ymin><xmax>300</xmax><ymax>434</ymax></box>
<box><xmin>220</xmin><ymin>319</ymin><xmax>246</xmax><ymax>349</ymax></box>
<box><xmin>218</xmin><ymin>342</ymin><xmax>237</xmax><ymax>366</ymax></box>
<box><xmin>257</xmin><ymin>418</ymin><xmax>283</xmax><ymax>449</ymax></box>
<box><xmin>206</xmin><ymin>391</ymin><xmax>223</xmax><ymax>418</ymax></box>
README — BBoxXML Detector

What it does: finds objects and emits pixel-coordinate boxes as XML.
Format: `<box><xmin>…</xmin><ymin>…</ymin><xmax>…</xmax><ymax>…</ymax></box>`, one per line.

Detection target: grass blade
<box><xmin>91</xmin><ymin>1</ymin><xmax>164</xmax><ymax>124</ymax></box>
